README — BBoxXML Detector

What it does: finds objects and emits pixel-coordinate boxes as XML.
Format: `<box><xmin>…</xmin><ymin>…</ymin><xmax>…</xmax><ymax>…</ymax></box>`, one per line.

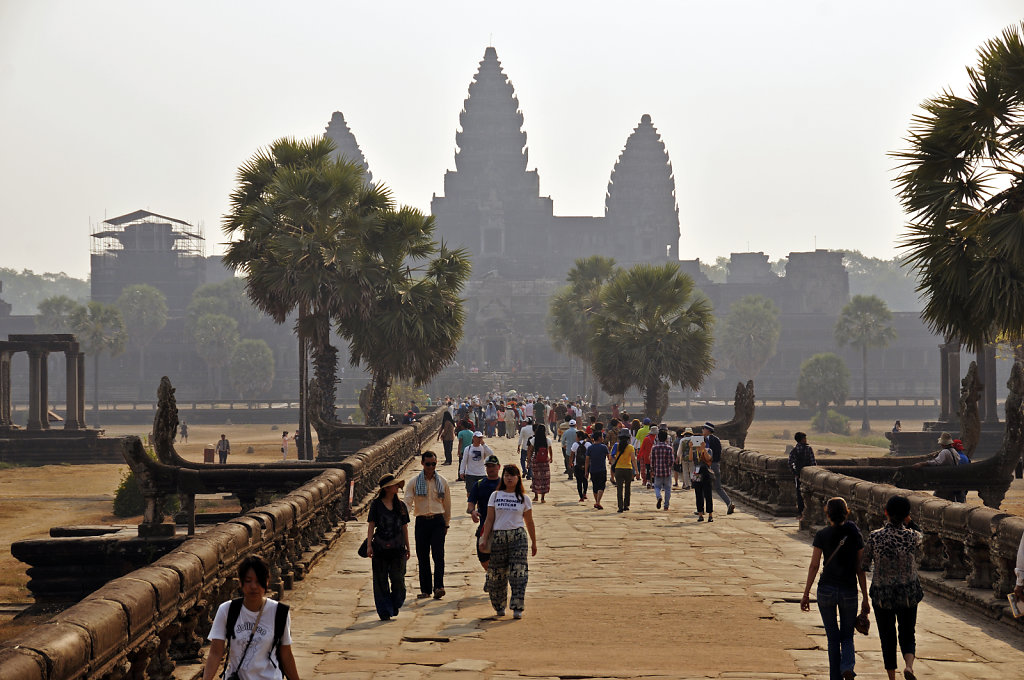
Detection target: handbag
<box><xmin>478</xmin><ymin>531</ymin><xmax>492</xmax><ymax>554</ymax></box>
<box><xmin>854</xmin><ymin>612</ymin><xmax>871</xmax><ymax>635</ymax></box>
<box><xmin>371</xmin><ymin>533</ymin><xmax>403</xmax><ymax>553</ymax></box>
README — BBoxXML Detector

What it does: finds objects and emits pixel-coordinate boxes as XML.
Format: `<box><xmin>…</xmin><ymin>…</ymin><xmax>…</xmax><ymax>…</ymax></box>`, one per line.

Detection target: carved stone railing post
<box><xmin>169</xmin><ymin>602</ymin><xmax>206</xmax><ymax>663</ymax></box>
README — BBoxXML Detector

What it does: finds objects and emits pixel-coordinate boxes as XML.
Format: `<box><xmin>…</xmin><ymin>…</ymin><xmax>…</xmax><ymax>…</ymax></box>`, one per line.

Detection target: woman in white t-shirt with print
<box><xmin>479</xmin><ymin>464</ymin><xmax>538</xmax><ymax>619</ymax></box>
<box><xmin>203</xmin><ymin>555</ymin><xmax>300</xmax><ymax>680</ymax></box>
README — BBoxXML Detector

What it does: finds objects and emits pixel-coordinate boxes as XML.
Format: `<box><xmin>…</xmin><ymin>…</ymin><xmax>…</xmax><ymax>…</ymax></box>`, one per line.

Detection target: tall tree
<box><xmin>797</xmin><ymin>353</ymin><xmax>849</xmax><ymax>432</ymax></box>
<box><xmin>339</xmin><ymin>206</ymin><xmax>470</xmax><ymax>425</ymax></box>
<box><xmin>115</xmin><ymin>284</ymin><xmax>168</xmax><ymax>398</ymax></box>
<box><xmin>835</xmin><ymin>294</ymin><xmax>896</xmax><ymax>431</ymax></box>
<box><xmin>35</xmin><ymin>295</ymin><xmax>82</xmax><ymax>333</ymax></box>
<box><xmin>69</xmin><ymin>301</ymin><xmax>126</xmax><ymax>423</ymax></box>
<box><xmin>229</xmin><ymin>338</ymin><xmax>275</xmax><ymax>399</ymax></box>
<box><xmin>548</xmin><ymin>255</ymin><xmax>618</xmax><ymax>402</ymax></box>
<box><xmin>191</xmin><ymin>313</ymin><xmax>239</xmax><ymax>399</ymax></box>
<box><xmin>223</xmin><ymin>136</ymin><xmax>390</xmax><ymax>447</ymax></box>
<box><xmin>894</xmin><ymin>22</ymin><xmax>1024</xmax><ymax>353</ymax></box>
<box><xmin>719</xmin><ymin>295</ymin><xmax>781</xmax><ymax>379</ymax></box>
<box><xmin>589</xmin><ymin>263</ymin><xmax>714</xmax><ymax>421</ymax></box>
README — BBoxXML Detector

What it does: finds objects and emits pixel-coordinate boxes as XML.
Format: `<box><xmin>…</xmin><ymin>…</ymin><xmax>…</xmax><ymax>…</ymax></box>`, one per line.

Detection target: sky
<box><xmin>1</xmin><ymin>0</ymin><xmax>1022</xmax><ymax>280</ymax></box>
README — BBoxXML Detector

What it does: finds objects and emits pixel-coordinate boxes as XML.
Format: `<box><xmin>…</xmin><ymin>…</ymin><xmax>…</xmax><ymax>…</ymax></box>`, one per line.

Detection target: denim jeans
<box><xmin>816</xmin><ymin>583</ymin><xmax>858</xmax><ymax>680</ymax></box>
<box><xmin>653</xmin><ymin>476</ymin><xmax>672</xmax><ymax>508</ymax></box>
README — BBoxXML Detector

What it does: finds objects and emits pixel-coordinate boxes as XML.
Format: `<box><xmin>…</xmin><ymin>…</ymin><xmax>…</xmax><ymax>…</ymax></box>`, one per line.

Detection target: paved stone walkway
<box><xmin>285</xmin><ymin>436</ymin><xmax>1024</xmax><ymax>679</ymax></box>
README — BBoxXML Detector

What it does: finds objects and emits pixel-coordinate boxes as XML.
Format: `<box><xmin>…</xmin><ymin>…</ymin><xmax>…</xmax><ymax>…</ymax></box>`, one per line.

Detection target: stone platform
<box><xmin>274</xmin><ymin>435</ymin><xmax>1024</xmax><ymax>680</ymax></box>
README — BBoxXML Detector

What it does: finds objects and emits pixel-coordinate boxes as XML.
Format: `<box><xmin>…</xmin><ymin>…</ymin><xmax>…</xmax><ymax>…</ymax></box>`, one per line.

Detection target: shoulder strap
<box><xmin>224</xmin><ymin>597</ymin><xmax>243</xmax><ymax>641</ymax></box>
<box><xmin>269</xmin><ymin>602</ymin><xmax>289</xmax><ymax>668</ymax></box>
<box><xmin>823</xmin><ymin>535</ymin><xmax>848</xmax><ymax>569</ymax></box>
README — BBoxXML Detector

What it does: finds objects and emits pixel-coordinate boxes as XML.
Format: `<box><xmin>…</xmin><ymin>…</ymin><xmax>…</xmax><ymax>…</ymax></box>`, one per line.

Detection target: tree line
<box><xmin>548</xmin><ymin>256</ymin><xmax>897</xmax><ymax>433</ymax></box>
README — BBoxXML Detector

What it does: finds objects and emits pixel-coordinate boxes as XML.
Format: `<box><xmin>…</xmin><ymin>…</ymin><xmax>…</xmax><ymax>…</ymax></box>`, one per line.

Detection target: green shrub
<box><xmin>811</xmin><ymin>409</ymin><xmax>850</xmax><ymax>435</ymax></box>
<box><xmin>113</xmin><ymin>446</ymin><xmax>181</xmax><ymax>517</ymax></box>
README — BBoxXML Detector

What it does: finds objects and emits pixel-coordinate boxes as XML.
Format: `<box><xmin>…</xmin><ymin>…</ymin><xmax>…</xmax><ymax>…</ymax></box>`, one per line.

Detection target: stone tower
<box><xmin>323</xmin><ymin>112</ymin><xmax>372</xmax><ymax>183</ymax></box>
<box><xmin>431</xmin><ymin>47</ymin><xmax>554</xmax><ymax>277</ymax></box>
<box><xmin>604</xmin><ymin>114</ymin><xmax>680</xmax><ymax>265</ymax></box>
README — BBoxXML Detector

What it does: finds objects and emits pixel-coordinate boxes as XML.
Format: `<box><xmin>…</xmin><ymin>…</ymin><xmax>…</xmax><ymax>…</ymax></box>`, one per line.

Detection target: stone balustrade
<box><xmin>0</xmin><ymin>409</ymin><xmax>442</xmax><ymax>680</ymax></box>
<box><xmin>720</xmin><ymin>445</ymin><xmax>1023</xmax><ymax>628</ymax></box>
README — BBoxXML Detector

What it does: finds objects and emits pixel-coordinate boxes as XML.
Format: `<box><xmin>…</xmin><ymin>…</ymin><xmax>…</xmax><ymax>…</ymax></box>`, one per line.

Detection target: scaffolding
<box><xmin>90</xmin><ymin>210</ymin><xmax>207</xmax><ymax>312</ymax></box>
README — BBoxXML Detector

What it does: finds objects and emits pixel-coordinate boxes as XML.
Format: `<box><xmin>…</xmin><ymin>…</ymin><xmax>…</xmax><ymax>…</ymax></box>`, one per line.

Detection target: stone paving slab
<box><xmin>283</xmin><ymin>436</ymin><xmax>1024</xmax><ymax>679</ymax></box>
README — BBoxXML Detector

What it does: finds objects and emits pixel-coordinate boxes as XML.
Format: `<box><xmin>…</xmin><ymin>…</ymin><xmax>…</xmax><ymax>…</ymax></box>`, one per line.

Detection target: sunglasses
<box><xmin>423</xmin><ymin>462</ymin><xmax>437</xmax><ymax>467</ymax></box>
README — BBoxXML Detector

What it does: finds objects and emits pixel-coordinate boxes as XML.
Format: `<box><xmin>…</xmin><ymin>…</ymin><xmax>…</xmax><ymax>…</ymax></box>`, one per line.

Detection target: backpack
<box><xmin>224</xmin><ymin>598</ymin><xmax>290</xmax><ymax>671</ymax></box>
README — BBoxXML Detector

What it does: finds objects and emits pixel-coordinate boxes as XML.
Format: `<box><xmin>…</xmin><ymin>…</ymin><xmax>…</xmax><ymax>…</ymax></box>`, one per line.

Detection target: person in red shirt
<box><xmin>637</xmin><ymin>429</ymin><xmax>657</xmax><ymax>488</ymax></box>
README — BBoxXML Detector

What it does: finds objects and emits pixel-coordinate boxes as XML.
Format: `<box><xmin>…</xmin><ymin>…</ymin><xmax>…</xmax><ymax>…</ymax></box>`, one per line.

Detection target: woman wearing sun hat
<box><xmin>366</xmin><ymin>474</ymin><xmax>411</xmax><ymax>620</ymax></box>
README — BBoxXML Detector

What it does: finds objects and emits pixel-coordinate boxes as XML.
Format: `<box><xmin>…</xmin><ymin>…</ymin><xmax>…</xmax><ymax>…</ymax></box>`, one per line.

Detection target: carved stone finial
<box><xmin>716</xmin><ymin>380</ymin><xmax>756</xmax><ymax>448</ymax></box>
<box><xmin>152</xmin><ymin>377</ymin><xmax>179</xmax><ymax>465</ymax></box>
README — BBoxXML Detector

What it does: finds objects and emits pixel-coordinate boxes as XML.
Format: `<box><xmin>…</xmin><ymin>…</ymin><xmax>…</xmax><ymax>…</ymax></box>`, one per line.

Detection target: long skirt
<box><xmin>531</xmin><ymin>457</ymin><xmax>551</xmax><ymax>494</ymax></box>
<box><xmin>487</xmin><ymin>527</ymin><xmax>529</xmax><ymax>612</ymax></box>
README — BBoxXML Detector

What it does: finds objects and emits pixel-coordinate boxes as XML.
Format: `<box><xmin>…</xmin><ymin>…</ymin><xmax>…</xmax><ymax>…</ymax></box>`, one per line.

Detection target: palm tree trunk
<box><xmin>138</xmin><ymin>345</ymin><xmax>146</xmax><ymax>400</ymax></box>
<box><xmin>367</xmin><ymin>370</ymin><xmax>391</xmax><ymax>426</ymax></box>
<box><xmin>644</xmin><ymin>376</ymin><xmax>660</xmax><ymax>421</ymax></box>
<box><xmin>861</xmin><ymin>345</ymin><xmax>870</xmax><ymax>432</ymax></box>
<box><xmin>297</xmin><ymin>305</ymin><xmax>310</xmax><ymax>460</ymax></box>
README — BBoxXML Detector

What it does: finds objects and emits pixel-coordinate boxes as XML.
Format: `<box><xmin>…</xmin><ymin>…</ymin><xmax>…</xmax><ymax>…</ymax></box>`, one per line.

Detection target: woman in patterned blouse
<box><xmin>862</xmin><ymin>495</ymin><xmax>923</xmax><ymax>680</ymax></box>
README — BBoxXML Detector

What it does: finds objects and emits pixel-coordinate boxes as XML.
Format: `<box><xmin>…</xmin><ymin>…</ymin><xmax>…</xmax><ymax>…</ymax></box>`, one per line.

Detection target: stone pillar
<box><xmin>39</xmin><ymin>351</ymin><xmax>48</xmax><ymax>430</ymax></box>
<box><xmin>0</xmin><ymin>352</ymin><xmax>10</xmax><ymax>427</ymax></box>
<box><xmin>984</xmin><ymin>344</ymin><xmax>999</xmax><ymax>423</ymax></box>
<box><xmin>947</xmin><ymin>342</ymin><xmax>961</xmax><ymax>425</ymax></box>
<box><xmin>77</xmin><ymin>352</ymin><xmax>86</xmax><ymax>427</ymax></box>
<box><xmin>26</xmin><ymin>350</ymin><xmax>42</xmax><ymax>430</ymax></box>
<box><xmin>64</xmin><ymin>350</ymin><xmax>80</xmax><ymax>430</ymax></box>
<box><xmin>938</xmin><ymin>343</ymin><xmax>950</xmax><ymax>421</ymax></box>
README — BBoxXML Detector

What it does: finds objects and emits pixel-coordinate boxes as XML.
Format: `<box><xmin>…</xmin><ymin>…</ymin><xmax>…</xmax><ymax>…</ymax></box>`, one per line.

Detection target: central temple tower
<box><xmin>431</xmin><ymin>47</ymin><xmax>555</xmax><ymax>277</ymax></box>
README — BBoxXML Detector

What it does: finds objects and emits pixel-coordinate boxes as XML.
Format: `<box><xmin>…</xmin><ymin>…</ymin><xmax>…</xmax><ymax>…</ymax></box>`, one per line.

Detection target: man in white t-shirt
<box><xmin>203</xmin><ymin>555</ymin><xmax>298</xmax><ymax>680</ymax></box>
<box><xmin>517</xmin><ymin>418</ymin><xmax>535</xmax><ymax>479</ymax></box>
<box><xmin>459</xmin><ymin>431</ymin><xmax>494</xmax><ymax>497</ymax></box>
<box><xmin>523</xmin><ymin>399</ymin><xmax>534</xmax><ymax>420</ymax></box>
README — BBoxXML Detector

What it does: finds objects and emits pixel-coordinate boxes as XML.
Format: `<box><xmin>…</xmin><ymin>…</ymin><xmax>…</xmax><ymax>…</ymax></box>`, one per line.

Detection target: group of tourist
<box><xmin>359</xmin><ymin>449</ymin><xmax>536</xmax><ymax>621</ymax></box>
<box><xmin>196</xmin><ymin>409</ymin><xmax>1024</xmax><ymax>680</ymax></box>
<box><xmin>506</xmin><ymin>415</ymin><xmax>736</xmax><ymax>518</ymax></box>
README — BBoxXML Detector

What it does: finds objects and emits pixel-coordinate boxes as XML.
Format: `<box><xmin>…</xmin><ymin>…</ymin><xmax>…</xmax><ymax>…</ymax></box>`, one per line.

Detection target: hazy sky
<box><xmin>2</xmin><ymin>1</ymin><xmax>1022</xmax><ymax>280</ymax></box>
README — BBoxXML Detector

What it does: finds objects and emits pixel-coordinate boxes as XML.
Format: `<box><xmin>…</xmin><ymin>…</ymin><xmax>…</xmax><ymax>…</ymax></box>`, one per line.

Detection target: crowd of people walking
<box><xmin>349</xmin><ymin>394</ymin><xmax>1022</xmax><ymax>680</ymax></box>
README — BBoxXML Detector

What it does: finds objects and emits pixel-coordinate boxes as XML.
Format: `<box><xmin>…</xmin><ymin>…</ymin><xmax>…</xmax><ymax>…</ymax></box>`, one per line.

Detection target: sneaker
<box><xmin>513</xmin><ymin>610</ymin><xmax>523</xmax><ymax>619</ymax></box>
<box><xmin>664</xmin><ymin>505</ymin><xmax>669</xmax><ymax>511</ymax></box>
<box><xmin>708</xmin><ymin>516</ymin><xmax>714</xmax><ymax>522</ymax></box>
<box><xmin>656</xmin><ymin>498</ymin><xmax>662</xmax><ymax>509</ymax></box>
<box><xmin>417</xmin><ymin>593</ymin><xmax>431</xmax><ymax>599</ymax></box>
<box><xmin>433</xmin><ymin>587</ymin><xmax>445</xmax><ymax>599</ymax></box>
<box><xmin>617</xmin><ymin>508</ymin><xmax>624</xmax><ymax>513</ymax></box>
<box><xmin>495</xmin><ymin>609</ymin><xmax>506</xmax><ymax>617</ymax></box>
<box><xmin>728</xmin><ymin>504</ymin><xmax>736</xmax><ymax>515</ymax></box>
<box><xmin>697</xmin><ymin>515</ymin><xmax>705</xmax><ymax>522</ymax></box>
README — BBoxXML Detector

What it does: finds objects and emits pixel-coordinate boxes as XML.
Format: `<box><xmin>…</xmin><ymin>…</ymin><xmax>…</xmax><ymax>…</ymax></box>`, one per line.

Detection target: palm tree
<box><xmin>894</xmin><ymin>22</ymin><xmax>1024</xmax><ymax>354</ymax></box>
<box><xmin>589</xmin><ymin>263</ymin><xmax>714</xmax><ymax>421</ymax></box>
<box><xmin>835</xmin><ymin>295</ymin><xmax>896</xmax><ymax>432</ymax></box>
<box><xmin>69</xmin><ymin>301</ymin><xmax>126</xmax><ymax>424</ymax></box>
<box><xmin>223</xmin><ymin>136</ymin><xmax>390</xmax><ymax>447</ymax></box>
<box><xmin>339</xmin><ymin>207</ymin><xmax>470</xmax><ymax>425</ymax></box>
<box><xmin>115</xmin><ymin>284</ymin><xmax>168</xmax><ymax>398</ymax></box>
<box><xmin>548</xmin><ymin>255</ymin><xmax>618</xmax><ymax>402</ymax></box>
<box><xmin>35</xmin><ymin>295</ymin><xmax>81</xmax><ymax>333</ymax></box>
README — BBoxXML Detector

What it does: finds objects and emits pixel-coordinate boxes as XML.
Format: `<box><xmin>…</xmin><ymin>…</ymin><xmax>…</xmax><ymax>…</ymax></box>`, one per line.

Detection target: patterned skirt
<box><xmin>531</xmin><ymin>456</ymin><xmax>551</xmax><ymax>494</ymax></box>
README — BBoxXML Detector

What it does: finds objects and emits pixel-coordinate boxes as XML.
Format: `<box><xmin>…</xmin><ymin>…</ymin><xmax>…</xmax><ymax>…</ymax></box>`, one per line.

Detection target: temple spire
<box><xmin>605</xmin><ymin>113</ymin><xmax>680</xmax><ymax>262</ymax></box>
<box><xmin>323</xmin><ymin>112</ymin><xmax>372</xmax><ymax>183</ymax></box>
